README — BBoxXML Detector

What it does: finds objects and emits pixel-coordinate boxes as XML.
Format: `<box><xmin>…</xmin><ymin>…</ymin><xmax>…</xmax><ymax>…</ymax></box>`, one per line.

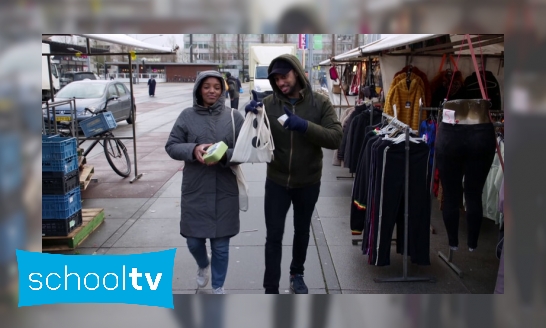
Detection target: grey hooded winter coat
<box><xmin>165</xmin><ymin>71</ymin><xmax>245</xmax><ymax>239</ymax></box>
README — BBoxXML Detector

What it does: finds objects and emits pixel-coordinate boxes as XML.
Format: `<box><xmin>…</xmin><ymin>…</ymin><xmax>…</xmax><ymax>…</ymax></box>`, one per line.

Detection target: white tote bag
<box><xmin>230</xmin><ymin>109</ymin><xmax>249</xmax><ymax>212</ymax></box>
<box><xmin>231</xmin><ymin>104</ymin><xmax>275</xmax><ymax>163</ymax></box>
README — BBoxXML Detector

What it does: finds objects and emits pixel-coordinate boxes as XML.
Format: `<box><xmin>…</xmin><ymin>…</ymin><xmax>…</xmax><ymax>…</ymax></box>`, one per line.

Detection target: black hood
<box><xmin>267</xmin><ymin>54</ymin><xmax>316</xmax><ymax>107</ymax></box>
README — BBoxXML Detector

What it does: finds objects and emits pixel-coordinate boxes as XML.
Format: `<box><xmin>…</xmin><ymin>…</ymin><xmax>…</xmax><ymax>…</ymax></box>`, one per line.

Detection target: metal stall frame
<box><xmin>42</xmin><ymin>36</ymin><xmax>177</xmax><ymax>184</ymax></box>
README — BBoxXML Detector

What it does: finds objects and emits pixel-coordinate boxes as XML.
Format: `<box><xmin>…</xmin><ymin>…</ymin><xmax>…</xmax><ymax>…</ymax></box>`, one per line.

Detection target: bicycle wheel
<box><xmin>103</xmin><ymin>136</ymin><xmax>131</xmax><ymax>177</ymax></box>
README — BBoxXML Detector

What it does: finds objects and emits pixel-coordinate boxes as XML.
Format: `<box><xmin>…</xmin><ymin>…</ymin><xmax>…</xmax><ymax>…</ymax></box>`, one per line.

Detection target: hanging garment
<box><xmin>350</xmin><ymin>131</ymin><xmax>382</xmax><ymax>233</ymax></box>
<box><xmin>393</xmin><ymin>66</ymin><xmax>431</xmax><ymax>107</ymax></box>
<box><xmin>356</xmin><ymin>135</ymin><xmax>431</xmax><ymax>266</ymax></box>
<box><xmin>347</xmin><ymin>107</ymin><xmax>383</xmax><ymax>173</ymax></box>
<box><xmin>436</xmin><ymin>122</ymin><xmax>496</xmax><ymax>249</ymax></box>
<box><xmin>430</xmin><ymin>70</ymin><xmax>466</xmax><ymax>107</ymax></box>
<box><xmin>419</xmin><ymin>119</ymin><xmax>438</xmax><ymax>191</ymax></box>
<box><xmin>466</xmin><ymin>136</ymin><xmax>504</xmax><ymax>225</ymax></box>
<box><xmin>384</xmin><ymin>78</ymin><xmax>426</xmax><ymax>131</ymax></box>
<box><xmin>333</xmin><ymin>107</ymin><xmax>355</xmax><ymax>166</ymax></box>
<box><xmin>464</xmin><ymin>71</ymin><xmax>502</xmax><ymax>110</ymax></box>
<box><xmin>329</xmin><ymin>66</ymin><xmax>339</xmax><ymax>81</ymax></box>
<box><xmin>339</xmin><ymin>102</ymin><xmax>369</xmax><ymax>164</ymax></box>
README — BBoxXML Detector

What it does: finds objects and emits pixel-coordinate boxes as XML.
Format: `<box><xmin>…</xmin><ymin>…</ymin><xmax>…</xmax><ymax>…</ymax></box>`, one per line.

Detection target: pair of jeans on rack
<box><xmin>435</xmin><ymin>122</ymin><xmax>496</xmax><ymax>249</ymax></box>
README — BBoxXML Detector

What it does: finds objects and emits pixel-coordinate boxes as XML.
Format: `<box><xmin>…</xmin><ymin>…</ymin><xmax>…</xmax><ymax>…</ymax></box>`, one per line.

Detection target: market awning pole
<box><xmin>128</xmin><ymin>54</ymin><xmax>143</xmax><ymax>184</ymax></box>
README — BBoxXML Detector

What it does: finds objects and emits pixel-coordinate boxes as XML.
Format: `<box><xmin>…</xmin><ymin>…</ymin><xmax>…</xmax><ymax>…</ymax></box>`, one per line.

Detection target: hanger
<box><xmin>404</xmin><ymin>64</ymin><xmax>414</xmax><ymax>90</ymax></box>
<box><xmin>384</xmin><ymin>132</ymin><xmax>423</xmax><ymax>144</ymax></box>
<box><xmin>381</xmin><ymin>121</ymin><xmax>423</xmax><ymax>144</ymax></box>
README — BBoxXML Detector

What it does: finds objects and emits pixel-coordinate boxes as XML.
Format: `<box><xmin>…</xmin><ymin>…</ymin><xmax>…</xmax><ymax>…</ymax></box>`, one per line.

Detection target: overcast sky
<box><xmin>130</xmin><ymin>34</ymin><xmax>185</xmax><ymax>49</ymax></box>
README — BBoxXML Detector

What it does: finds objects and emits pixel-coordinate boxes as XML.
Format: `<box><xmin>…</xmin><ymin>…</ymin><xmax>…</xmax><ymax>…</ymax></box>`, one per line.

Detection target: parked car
<box><xmin>43</xmin><ymin>80</ymin><xmax>136</xmax><ymax>125</ymax></box>
<box><xmin>60</xmin><ymin>71</ymin><xmax>100</xmax><ymax>88</ymax></box>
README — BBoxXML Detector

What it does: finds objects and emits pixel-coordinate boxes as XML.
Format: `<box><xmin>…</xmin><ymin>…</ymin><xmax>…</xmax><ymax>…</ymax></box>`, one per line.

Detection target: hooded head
<box><xmin>193</xmin><ymin>70</ymin><xmax>226</xmax><ymax>107</ymax></box>
<box><xmin>267</xmin><ymin>54</ymin><xmax>312</xmax><ymax>101</ymax></box>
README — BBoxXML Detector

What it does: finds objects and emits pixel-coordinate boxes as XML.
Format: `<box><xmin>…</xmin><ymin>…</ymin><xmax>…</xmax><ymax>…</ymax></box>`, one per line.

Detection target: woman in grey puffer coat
<box><xmin>165</xmin><ymin>70</ymin><xmax>244</xmax><ymax>294</ymax></box>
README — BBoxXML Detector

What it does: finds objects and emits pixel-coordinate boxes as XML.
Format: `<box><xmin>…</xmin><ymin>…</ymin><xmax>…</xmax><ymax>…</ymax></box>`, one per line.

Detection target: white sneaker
<box><xmin>196</xmin><ymin>254</ymin><xmax>211</xmax><ymax>288</ymax></box>
<box><xmin>212</xmin><ymin>287</ymin><xmax>225</xmax><ymax>294</ymax></box>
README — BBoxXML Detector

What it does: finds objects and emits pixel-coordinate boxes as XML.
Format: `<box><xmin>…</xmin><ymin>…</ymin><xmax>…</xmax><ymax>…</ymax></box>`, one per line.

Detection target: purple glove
<box><xmin>283</xmin><ymin>106</ymin><xmax>308</xmax><ymax>133</ymax></box>
<box><xmin>245</xmin><ymin>100</ymin><xmax>262</xmax><ymax>116</ymax></box>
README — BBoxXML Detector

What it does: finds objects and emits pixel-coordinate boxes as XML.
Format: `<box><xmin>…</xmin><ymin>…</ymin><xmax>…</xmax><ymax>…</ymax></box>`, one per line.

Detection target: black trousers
<box><xmin>230</xmin><ymin>97</ymin><xmax>239</xmax><ymax>110</ymax></box>
<box><xmin>436</xmin><ymin>123</ymin><xmax>496</xmax><ymax>249</ymax></box>
<box><xmin>370</xmin><ymin>140</ymin><xmax>431</xmax><ymax>266</ymax></box>
<box><xmin>263</xmin><ymin>179</ymin><xmax>321</xmax><ymax>290</ymax></box>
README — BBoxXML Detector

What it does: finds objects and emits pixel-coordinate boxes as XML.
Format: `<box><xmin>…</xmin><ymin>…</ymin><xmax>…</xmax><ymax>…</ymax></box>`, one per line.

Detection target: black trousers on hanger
<box><xmin>369</xmin><ymin>140</ymin><xmax>431</xmax><ymax>266</ymax></box>
<box><xmin>435</xmin><ymin>123</ymin><xmax>496</xmax><ymax>249</ymax></box>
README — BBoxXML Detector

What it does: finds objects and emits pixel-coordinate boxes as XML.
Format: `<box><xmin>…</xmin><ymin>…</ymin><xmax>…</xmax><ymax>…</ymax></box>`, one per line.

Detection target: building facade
<box><xmin>183</xmin><ymin>34</ymin><xmax>382</xmax><ymax>79</ymax></box>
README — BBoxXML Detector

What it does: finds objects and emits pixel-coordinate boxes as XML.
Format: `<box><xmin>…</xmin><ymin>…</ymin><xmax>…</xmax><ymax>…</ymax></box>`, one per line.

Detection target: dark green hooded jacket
<box><xmin>263</xmin><ymin>54</ymin><xmax>342</xmax><ymax>188</ymax></box>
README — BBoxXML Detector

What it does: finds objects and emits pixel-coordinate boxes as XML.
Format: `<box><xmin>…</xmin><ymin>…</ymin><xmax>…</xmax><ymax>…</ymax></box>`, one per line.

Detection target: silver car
<box><xmin>44</xmin><ymin>80</ymin><xmax>136</xmax><ymax>125</ymax></box>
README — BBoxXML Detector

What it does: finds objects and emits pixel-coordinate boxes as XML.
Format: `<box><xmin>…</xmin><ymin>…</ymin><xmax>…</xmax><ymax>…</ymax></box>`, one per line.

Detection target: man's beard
<box><xmin>281</xmin><ymin>82</ymin><xmax>297</xmax><ymax>95</ymax></box>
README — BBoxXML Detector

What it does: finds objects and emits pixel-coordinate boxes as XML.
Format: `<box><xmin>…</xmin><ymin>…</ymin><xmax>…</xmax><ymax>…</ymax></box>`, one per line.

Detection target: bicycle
<box><xmin>46</xmin><ymin>97</ymin><xmax>132</xmax><ymax>178</ymax></box>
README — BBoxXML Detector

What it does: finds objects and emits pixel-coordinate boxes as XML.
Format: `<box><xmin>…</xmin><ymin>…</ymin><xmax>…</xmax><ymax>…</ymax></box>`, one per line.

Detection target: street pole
<box><xmin>86</xmin><ymin>37</ymin><xmax>91</xmax><ymax>72</ymax></box>
<box><xmin>190</xmin><ymin>34</ymin><xmax>193</xmax><ymax>63</ymax></box>
<box><xmin>308</xmin><ymin>34</ymin><xmax>314</xmax><ymax>86</ymax></box>
<box><xmin>302</xmin><ymin>48</ymin><xmax>306</xmax><ymax>69</ymax></box>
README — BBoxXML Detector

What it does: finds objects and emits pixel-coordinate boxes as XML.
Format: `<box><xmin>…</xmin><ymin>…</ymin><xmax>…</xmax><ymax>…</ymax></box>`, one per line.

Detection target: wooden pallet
<box><xmin>42</xmin><ymin>208</ymin><xmax>105</xmax><ymax>252</ymax></box>
<box><xmin>80</xmin><ymin>165</ymin><xmax>94</xmax><ymax>190</ymax></box>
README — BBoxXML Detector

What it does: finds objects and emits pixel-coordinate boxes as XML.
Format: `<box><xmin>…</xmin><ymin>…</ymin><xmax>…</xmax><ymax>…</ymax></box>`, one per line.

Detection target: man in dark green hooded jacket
<box><xmin>246</xmin><ymin>54</ymin><xmax>342</xmax><ymax>293</ymax></box>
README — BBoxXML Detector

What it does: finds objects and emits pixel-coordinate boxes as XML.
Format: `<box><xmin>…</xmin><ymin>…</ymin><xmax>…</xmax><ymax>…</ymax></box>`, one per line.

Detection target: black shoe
<box><xmin>265</xmin><ymin>288</ymin><xmax>279</xmax><ymax>294</ymax></box>
<box><xmin>290</xmin><ymin>274</ymin><xmax>308</xmax><ymax>294</ymax></box>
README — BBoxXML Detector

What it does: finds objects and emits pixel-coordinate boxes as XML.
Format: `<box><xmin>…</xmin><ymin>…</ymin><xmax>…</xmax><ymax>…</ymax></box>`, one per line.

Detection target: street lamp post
<box><xmin>187</xmin><ymin>44</ymin><xmax>197</xmax><ymax>63</ymax></box>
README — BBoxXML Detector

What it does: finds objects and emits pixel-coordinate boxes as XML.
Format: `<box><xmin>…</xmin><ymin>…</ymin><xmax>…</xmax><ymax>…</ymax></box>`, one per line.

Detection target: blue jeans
<box><xmin>186</xmin><ymin>237</ymin><xmax>230</xmax><ymax>289</ymax></box>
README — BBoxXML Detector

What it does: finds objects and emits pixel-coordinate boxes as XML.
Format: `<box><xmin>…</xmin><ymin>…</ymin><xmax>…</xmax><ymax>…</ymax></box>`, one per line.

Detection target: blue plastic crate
<box><xmin>42</xmin><ymin>187</ymin><xmax>82</xmax><ymax>219</ymax></box>
<box><xmin>80</xmin><ymin>112</ymin><xmax>117</xmax><ymax>137</ymax></box>
<box><xmin>42</xmin><ymin>169</ymin><xmax>79</xmax><ymax>195</ymax></box>
<box><xmin>42</xmin><ymin>135</ymin><xmax>77</xmax><ymax>161</ymax></box>
<box><xmin>42</xmin><ymin>155</ymin><xmax>78</xmax><ymax>173</ymax></box>
<box><xmin>42</xmin><ymin>210</ymin><xmax>83</xmax><ymax>237</ymax></box>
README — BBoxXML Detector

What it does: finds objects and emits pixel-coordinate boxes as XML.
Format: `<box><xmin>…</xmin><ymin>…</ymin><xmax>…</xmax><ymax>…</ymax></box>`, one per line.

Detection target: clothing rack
<box><xmin>374</xmin><ymin>113</ymin><xmax>435</xmax><ymax>284</ymax></box>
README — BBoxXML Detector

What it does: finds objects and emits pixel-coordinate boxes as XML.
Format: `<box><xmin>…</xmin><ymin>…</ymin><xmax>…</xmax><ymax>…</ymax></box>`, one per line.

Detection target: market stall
<box><xmin>321</xmin><ymin>34</ymin><xmax>505</xmax><ymax>283</ymax></box>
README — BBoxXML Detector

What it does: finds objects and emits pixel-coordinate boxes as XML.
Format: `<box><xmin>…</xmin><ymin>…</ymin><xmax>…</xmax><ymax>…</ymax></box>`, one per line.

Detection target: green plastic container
<box><xmin>203</xmin><ymin>141</ymin><xmax>228</xmax><ymax>164</ymax></box>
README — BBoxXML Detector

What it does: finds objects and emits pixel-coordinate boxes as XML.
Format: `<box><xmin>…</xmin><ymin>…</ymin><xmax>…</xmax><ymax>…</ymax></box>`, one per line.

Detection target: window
<box><xmin>115</xmin><ymin>84</ymin><xmax>127</xmax><ymax>96</ymax></box>
<box><xmin>255</xmin><ymin>66</ymin><xmax>268</xmax><ymax>79</ymax></box>
<box><xmin>107</xmin><ymin>85</ymin><xmax>118</xmax><ymax>98</ymax></box>
<box><xmin>75</xmin><ymin>72</ymin><xmax>93</xmax><ymax>81</ymax></box>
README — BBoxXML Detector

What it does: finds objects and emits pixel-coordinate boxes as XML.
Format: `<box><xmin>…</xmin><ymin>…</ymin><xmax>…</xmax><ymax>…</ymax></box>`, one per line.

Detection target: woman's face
<box><xmin>200</xmin><ymin>77</ymin><xmax>222</xmax><ymax>106</ymax></box>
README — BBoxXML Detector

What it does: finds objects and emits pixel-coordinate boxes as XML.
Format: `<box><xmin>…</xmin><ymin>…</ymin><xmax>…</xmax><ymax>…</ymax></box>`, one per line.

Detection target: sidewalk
<box><xmin>75</xmin><ymin>82</ymin><xmax>501</xmax><ymax>294</ymax></box>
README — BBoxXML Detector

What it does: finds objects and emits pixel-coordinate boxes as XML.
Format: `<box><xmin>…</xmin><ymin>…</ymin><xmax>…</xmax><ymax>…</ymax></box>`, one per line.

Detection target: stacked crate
<box><xmin>42</xmin><ymin>135</ymin><xmax>82</xmax><ymax>236</ymax></box>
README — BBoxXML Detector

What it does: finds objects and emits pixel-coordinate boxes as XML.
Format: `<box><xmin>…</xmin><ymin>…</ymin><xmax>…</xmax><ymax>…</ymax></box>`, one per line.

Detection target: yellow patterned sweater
<box><xmin>384</xmin><ymin>77</ymin><xmax>426</xmax><ymax>131</ymax></box>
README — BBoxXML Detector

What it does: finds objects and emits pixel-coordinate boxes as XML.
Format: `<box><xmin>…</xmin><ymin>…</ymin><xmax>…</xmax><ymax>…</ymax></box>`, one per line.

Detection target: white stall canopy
<box><xmin>77</xmin><ymin>34</ymin><xmax>178</xmax><ymax>53</ymax></box>
<box><xmin>320</xmin><ymin>34</ymin><xmax>504</xmax><ymax>108</ymax></box>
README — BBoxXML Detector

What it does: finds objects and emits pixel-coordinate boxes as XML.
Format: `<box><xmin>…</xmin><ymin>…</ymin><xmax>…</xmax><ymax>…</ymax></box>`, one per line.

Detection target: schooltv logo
<box><xmin>16</xmin><ymin>249</ymin><xmax>176</xmax><ymax>308</ymax></box>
